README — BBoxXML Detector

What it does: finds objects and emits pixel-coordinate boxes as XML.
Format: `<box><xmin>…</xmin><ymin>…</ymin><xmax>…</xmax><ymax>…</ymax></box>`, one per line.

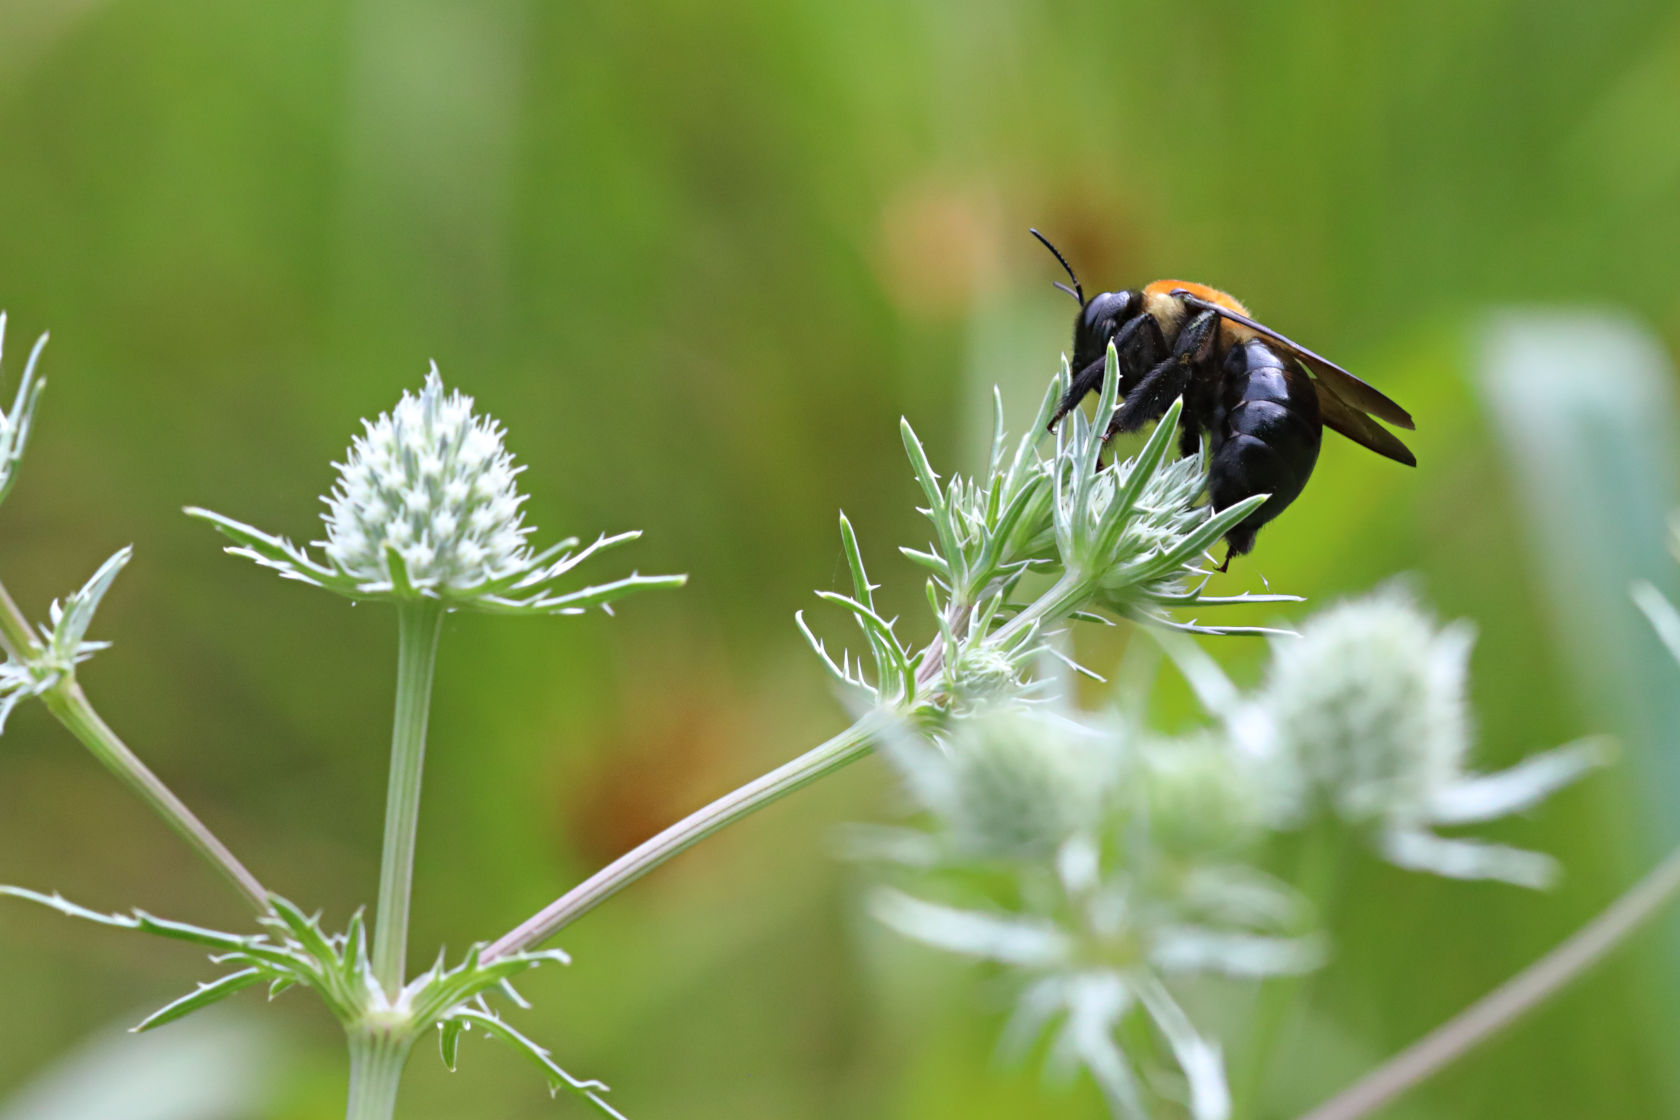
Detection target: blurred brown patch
<box><xmin>874</xmin><ymin>177</ymin><xmax>1005</xmax><ymax>320</ymax></box>
<box><xmin>560</xmin><ymin>665</ymin><xmax>748</xmax><ymax>869</ymax></box>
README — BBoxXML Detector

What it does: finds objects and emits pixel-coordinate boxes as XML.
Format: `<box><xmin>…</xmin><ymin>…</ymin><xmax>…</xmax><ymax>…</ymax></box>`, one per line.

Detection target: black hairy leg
<box><xmin>1105</xmin><ymin>309</ymin><xmax>1219</xmax><ymax>439</ymax></box>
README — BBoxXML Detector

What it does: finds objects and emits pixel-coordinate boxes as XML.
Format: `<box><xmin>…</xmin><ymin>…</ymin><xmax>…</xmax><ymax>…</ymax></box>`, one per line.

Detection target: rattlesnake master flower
<box><xmin>866</xmin><ymin>704</ymin><xmax>1319</xmax><ymax>1120</ymax></box>
<box><xmin>1251</xmin><ymin>590</ymin><xmax>1606</xmax><ymax>886</ymax></box>
<box><xmin>0</xmin><ymin>312</ymin><xmax>48</xmax><ymax>513</ymax></box>
<box><xmin>189</xmin><ymin>366</ymin><xmax>683</xmax><ymax>613</ymax></box>
<box><xmin>320</xmin><ymin>367</ymin><xmax>532</xmax><ymax>593</ymax></box>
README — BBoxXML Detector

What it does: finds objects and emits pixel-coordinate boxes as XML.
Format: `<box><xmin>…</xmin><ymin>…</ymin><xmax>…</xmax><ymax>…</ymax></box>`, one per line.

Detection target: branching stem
<box><xmin>0</xmin><ymin>572</ymin><xmax>268</xmax><ymax>911</ymax></box>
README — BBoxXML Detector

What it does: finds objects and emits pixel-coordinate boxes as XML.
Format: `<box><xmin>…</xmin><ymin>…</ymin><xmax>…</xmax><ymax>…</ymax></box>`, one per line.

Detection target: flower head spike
<box><xmin>0</xmin><ymin>312</ymin><xmax>49</xmax><ymax>513</ymax></box>
<box><xmin>188</xmin><ymin>365</ymin><xmax>684</xmax><ymax>614</ymax></box>
<box><xmin>1250</xmin><ymin>589</ymin><xmax>1607</xmax><ymax>886</ymax></box>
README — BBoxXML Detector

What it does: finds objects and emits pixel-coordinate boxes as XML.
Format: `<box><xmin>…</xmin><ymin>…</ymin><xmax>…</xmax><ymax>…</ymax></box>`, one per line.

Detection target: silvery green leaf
<box><xmin>1378</xmin><ymin>827</ymin><xmax>1559</xmax><ymax>888</ymax></box>
<box><xmin>0</xmin><ymin>887</ymin><xmax>253</xmax><ymax>950</ymax></box>
<box><xmin>441</xmin><ymin>1009</ymin><xmax>624</xmax><ymax>1119</ymax></box>
<box><xmin>438</xmin><ymin>1018</ymin><xmax>465</xmax><ymax>1072</ymax></box>
<box><xmin>869</xmin><ymin>889</ymin><xmax>1072</xmax><ymax>966</ymax></box>
<box><xmin>1150</xmin><ymin>924</ymin><xmax>1325</xmax><ymax>978</ymax></box>
<box><xmin>48</xmin><ymin>547</ymin><xmax>132</xmax><ymax>661</ymax></box>
<box><xmin>0</xmin><ymin>314</ymin><xmax>48</xmax><ymax>513</ymax></box>
<box><xmin>134</xmin><ymin>969</ymin><xmax>265</xmax><ymax>1033</ymax></box>
<box><xmin>1135</xmin><ymin>978</ymin><xmax>1229</xmax><ymax>1120</ymax></box>
<box><xmin>1426</xmin><ymin>738</ymin><xmax>1611</xmax><ymax>826</ymax></box>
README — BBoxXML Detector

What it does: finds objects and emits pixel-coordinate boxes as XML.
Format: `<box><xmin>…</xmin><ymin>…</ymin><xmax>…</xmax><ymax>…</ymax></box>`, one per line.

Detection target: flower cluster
<box><xmin>799</xmin><ymin>348</ymin><xmax>1293</xmax><ymax>717</ymax></box>
<box><xmin>859</xmin><ymin>590</ymin><xmax>1603</xmax><ymax>1118</ymax></box>
<box><xmin>189</xmin><ymin>366</ymin><xmax>684</xmax><ymax>615</ymax></box>
<box><xmin>865</xmin><ymin>704</ymin><xmax>1319</xmax><ymax>1120</ymax></box>
<box><xmin>1228</xmin><ymin>590</ymin><xmax>1609</xmax><ymax>886</ymax></box>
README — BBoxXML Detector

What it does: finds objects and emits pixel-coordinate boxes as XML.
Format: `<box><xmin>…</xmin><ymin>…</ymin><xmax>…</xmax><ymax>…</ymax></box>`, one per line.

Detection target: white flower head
<box><xmin>1257</xmin><ymin>589</ymin><xmax>1606</xmax><ymax>886</ymax></box>
<box><xmin>187</xmin><ymin>364</ymin><xmax>684</xmax><ymax>615</ymax></box>
<box><xmin>320</xmin><ymin>367</ymin><xmax>532</xmax><ymax>593</ymax></box>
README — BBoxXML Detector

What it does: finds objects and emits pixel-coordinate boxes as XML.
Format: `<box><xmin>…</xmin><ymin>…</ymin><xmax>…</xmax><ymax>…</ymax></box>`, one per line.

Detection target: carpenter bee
<box><xmin>1030</xmin><ymin>229</ymin><xmax>1415</xmax><ymax>567</ymax></box>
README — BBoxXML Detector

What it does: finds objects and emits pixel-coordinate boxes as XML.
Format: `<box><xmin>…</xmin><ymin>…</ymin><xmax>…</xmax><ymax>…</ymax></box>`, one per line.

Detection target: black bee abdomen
<box><xmin>1207</xmin><ymin>341</ymin><xmax>1322</xmax><ymax>556</ymax></box>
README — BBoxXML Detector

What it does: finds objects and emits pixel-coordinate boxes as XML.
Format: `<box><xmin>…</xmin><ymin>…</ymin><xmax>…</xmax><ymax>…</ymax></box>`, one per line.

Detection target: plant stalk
<box><xmin>39</xmin><ymin>682</ymin><xmax>270</xmax><ymax>912</ymax></box>
<box><xmin>344</xmin><ymin>1029</ymin><xmax>414</xmax><ymax>1120</ymax></box>
<box><xmin>371</xmin><ymin>600</ymin><xmax>445</xmax><ymax>995</ymax></box>
<box><xmin>486</xmin><ymin>708</ymin><xmax>892</xmax><ymax>959</ymax></box>
<box><xmin>1297</xmin><ymin>841</ymin><xmax>1680</xmax><ymax>1120</ymax></box>
<box><xmin>1</xmin><ymin>569</ymin><xmax>267</xmax><ymax>911</ymax></box>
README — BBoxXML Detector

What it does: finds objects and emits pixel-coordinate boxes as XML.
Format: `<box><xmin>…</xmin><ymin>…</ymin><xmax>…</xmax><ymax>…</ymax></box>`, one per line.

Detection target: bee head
<box><xmin>1072</xmin><ymin>290</ymin><xmax>1138</xmax><ymax>374</ymax></box>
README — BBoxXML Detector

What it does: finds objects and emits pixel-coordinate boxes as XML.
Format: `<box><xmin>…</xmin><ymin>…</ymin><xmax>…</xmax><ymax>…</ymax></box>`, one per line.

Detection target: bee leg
<box><xmin>1050</xmin><ymin>356</ymin><xmax>1110</xmax><ymax>428</ymax></box>
<box><xmin>1107</xmin><ymin>359</ymin><xmax>1192</xmax><ymax>437</ymax></box>
<box><xmin>1177</xmin><ymin>421</ymin><xmax>1202</xmax><ymax>460</ymax></box>
<box><xmin>1105</xmin><ymin>311</ymin><xmax>1219</xmax><ymax>439</ymax></box>
<box><xmin>1117</xmin><ymin>313</ymin><xmax>1166</xmax><ymax>396</ymax></box>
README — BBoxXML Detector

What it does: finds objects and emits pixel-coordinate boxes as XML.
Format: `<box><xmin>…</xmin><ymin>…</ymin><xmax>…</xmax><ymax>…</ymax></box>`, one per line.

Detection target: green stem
<box><xmin>371</xmin><ymin>601</ymin><xmax>445</xmax><ymax>995</ymax></box>
<box><xmin>344</xmin><ymin>1029</ymin><xmax>415</xmax><ymax>1120</ymax></box>
<box><xmin>485</xmin><ymin>708</ymin><xmax>892</xmax><ymax>959</ymax></box>
<box><xmin>0</xmin><ymin>576</ymin><xmax>34</xmax><ymax>661</ymax></box>
<box><xmin>988</xmin><ymin>572</ymin><xmax>1085</xmax><ymax>649</ymax></box>
<box><xmin>1297</xmin><ymin>840</ymin><xmax>1680</xmax><ymax>1120</ymax></box>
<box><xmin>0</xmin><ymin>571</ymin><xmax>268</xmax><ymax>911</ymax></box>
<box><xmin>38</xmin><ymin>682</ymin><xmax>270</xmax><ymax>912</ymax></box>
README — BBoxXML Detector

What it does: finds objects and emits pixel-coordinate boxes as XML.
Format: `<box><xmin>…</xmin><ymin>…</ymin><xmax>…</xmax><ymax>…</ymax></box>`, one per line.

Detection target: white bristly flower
<box><xmin>1251</xmin><ymin>590</ymin><xmax>1607</xmax><ymax>886</ymax></box>
<box><xmin>187</xmin><ymin>365</ymin><xmax>684</xmax><ymax>614</ymax></box>
<box><xmin>864</xmin><ymin>704</ymin><xmax>1321</xmax><ymax>1120</ymax></box>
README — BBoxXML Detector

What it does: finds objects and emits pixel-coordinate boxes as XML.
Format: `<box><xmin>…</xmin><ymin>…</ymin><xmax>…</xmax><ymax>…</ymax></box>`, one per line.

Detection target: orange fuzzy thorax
<box><xmin>1140</xmin><ymin>280</ymin><xmax>1255</xmax><ymax>346</ymax></box>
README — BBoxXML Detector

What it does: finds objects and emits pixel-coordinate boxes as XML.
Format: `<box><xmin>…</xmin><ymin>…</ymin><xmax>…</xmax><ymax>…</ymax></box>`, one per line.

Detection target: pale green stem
<box><xmin>0</xmin><ymin>573</ymin><xmax>268</xmax><ymax>911</ymax></box>
<box><xmin>344</xmin><ymin>1029</ymin><xmax>415</xmax><ymax>1120</ymax></box>
<box><xmin>486</xmin><ymin>707</ymin><xmax>893</xmax><ymax>959</ymax></box>
<box><xmin>1297</xmin><ymin>840</ymin><xmax>1680</xmax><ymax>1120</ymax></box>
<box><xmin>371</xmin><ymin>600</ymin><xmax>445</xmax><ymax>995</ymax></box>
<box><xmin>987</xmin><ymin>572</ymin><xmax>1086</xmax><ymax>649</ymax></box>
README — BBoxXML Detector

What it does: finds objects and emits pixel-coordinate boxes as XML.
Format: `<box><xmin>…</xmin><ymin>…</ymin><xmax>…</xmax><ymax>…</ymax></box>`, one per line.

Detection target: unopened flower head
<box><xmin>888</xmin><ymin>706</ymin><xmax>1115</xmax><ymax>862</ymax></box>
<box><xmin>320</xmin><ymin>368</ymin><xmax>530</xmax><ymax>595</ymax></box>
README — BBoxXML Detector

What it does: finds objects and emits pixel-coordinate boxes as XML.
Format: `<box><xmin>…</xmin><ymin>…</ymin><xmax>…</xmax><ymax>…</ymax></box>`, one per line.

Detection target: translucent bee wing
<box><xmin>1171</xmin><ymin>290</ymin><xmax>1416</xmax><ymax>430</ymax></box>
<box><xmin>1316</xmin><ymin>386</ymin><xmax>1417</xmax><ymax>466</ymax></box>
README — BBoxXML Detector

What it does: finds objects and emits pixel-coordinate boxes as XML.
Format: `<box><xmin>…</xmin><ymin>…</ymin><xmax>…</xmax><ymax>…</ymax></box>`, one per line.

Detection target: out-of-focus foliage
<box><xmin>3</xmin><ymin>1</ymin><xmax>1680</xmax><ymax>1117</ymax></box>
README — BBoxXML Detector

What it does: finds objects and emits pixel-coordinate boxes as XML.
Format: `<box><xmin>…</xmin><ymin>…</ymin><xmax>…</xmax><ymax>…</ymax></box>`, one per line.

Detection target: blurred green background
<box><xmin>5</xmin><ymin>1</ymin><xmax>1680</xmax><ymax>1116</ymax></box>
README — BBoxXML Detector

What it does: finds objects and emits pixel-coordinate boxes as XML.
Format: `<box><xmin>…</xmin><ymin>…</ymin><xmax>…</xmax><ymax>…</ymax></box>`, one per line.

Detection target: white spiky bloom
<box><xmin>320</xmin><ymin>368</ymin><xmax>531</xmax><ymax>593</ymax></box>
<box><xmin>866</xmin><ymin>705</ymin><xmax>1319</xmax><ymax>1120</ymax></box>
<box><xmin>188</xmin><ymin>365</ymin><xmax>684</xmax><ymax>614</ymax></box>
<box><xmin>1252</xmin><ymin>590</ymin><xmax>1606</xmax><ymax>886</ymax></box>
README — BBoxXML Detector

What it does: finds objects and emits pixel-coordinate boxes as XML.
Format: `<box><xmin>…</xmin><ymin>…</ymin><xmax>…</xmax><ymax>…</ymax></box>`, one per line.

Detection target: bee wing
<box><xmin>1315</xmin><ymin>385</ymin><xmax>1417</xmax><ymax>466</ymax></box>
<box><xmin>1172</xmin><ymin>291</ymin><xmax>1416</xmax><ymax>430</ymax></box>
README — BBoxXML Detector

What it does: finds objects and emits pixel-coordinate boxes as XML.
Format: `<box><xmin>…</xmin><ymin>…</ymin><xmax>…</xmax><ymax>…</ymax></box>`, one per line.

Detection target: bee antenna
<box><xmin>1029</xmin><ymin>228</ymin><xmax>1084</xmax><ymax>305</ymax></box>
